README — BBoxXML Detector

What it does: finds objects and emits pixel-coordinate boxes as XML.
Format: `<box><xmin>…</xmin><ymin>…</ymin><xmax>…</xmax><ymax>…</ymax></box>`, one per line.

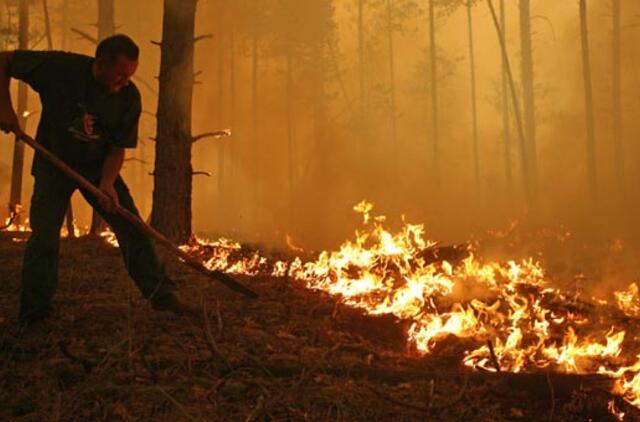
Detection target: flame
<box><xmin>609</xmin><ymin>400</ymin><xmax>625</xmax><ymax>421</ymax></box>
<box><xmin>285</xmin><ymin>234</ymin><xmax>304</xmax><ymax>253</ymax></box>
<box><xmin>92</xmin><ymin>201</ymin><xmax>640</xmax><ymax>407</ymax></box>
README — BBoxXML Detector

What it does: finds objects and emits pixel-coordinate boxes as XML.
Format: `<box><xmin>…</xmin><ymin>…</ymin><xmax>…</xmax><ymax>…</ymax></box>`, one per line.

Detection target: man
<box><xmin>0</xmin><ymin>34</ymin><xmax>194</xmax><ymax>324</ymax></box>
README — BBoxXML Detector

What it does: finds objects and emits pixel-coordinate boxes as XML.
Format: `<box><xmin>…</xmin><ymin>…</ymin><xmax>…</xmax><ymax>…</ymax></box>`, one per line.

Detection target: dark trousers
<box><xmin>19</xmin><ymin>169</ymin><xmax>173</xmax><ymax>321</ymax></box>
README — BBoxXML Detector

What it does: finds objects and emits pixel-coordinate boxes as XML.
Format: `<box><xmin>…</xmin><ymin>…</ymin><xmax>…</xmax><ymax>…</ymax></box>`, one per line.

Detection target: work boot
<box><xmin>151</xmin><ymin>292</ymin><xmax>199</xmax><ymax>318</ymax></box>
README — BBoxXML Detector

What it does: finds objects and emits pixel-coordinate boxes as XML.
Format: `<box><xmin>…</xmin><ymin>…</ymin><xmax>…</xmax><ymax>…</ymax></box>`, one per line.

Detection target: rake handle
<box><xmin>14</xmin><ymin>130</ymin><xmax>258</xmax><ymax>299</ymax></box>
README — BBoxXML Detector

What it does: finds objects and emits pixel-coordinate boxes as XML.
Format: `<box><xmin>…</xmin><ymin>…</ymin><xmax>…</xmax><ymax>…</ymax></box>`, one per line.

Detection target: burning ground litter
<box><xmin>2</xmin><ymin>203</ymin><xmax>640</xmax><ymax>420</ymax></box>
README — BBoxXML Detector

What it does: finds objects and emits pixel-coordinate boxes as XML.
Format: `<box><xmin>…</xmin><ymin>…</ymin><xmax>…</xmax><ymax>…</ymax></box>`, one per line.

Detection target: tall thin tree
<box><xmin>467</xmin><ymin>0</ymin><xmax>479</xmax><ymax>188</ymax></box>
<box><xmin>387</xmin><ymin>0</ymin><xmax>398</xmax><ymax>181</ymax></box>
<box><xmin>500</xmin><ymin>0</ymin><xmax>511</xmax><ymax>187</ymax></box>
<box><xmin>579</xmin><ymin>0</ymin><xmax>597</xmax><ymax>199</ymax></box>
<box><xmin>519</xmin><ymin>0</ymin><xmax>537</xmax><ymax>193</ymax></box>
<box><xmin>8</xmin><ymin>0</ymin><xmax>29</xmax><ymax>224</ymax></box>
<box><xmin>89</xmin><ymin>0</ymin><xmax>115</xmax><ymax>235</ymax></box>
<box><xmin>612</xmin><ymin>0</ymin><xmax>623</xmax><ymax>192</ymax></box>
<box><xmin>151</xmin><ymin>0</ymin><xmax>198</xmax><ymax>243</ymax></box>
<box><xmin>428</xmin><ymin>0</ymin><xmax>439</xmax><ymax>177</ymax></box>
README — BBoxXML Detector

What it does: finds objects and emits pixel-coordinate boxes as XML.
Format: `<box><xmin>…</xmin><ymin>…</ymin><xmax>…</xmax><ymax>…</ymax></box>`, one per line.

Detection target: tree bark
<box><xmin>90</xmin><ymin>0</ymin><xmax>116</xmax><ymax>235</ymax></box>
<box><xmin>387</xmin><ymin>0</ymin><xmax>398</xmax><ymax>183</ymax></box>
<box><xmin>150</xmin><ymin>0</ymin><xmax>197</xmax><ymax>244</ymax></box>
<box><xmin>500</xmin><ymin>0</ymin><xmax>512</xmax><ymax>188</ymax></box>
<box><xmin>216</xmin><ymin>17</ymin><xmax>225</xmax><ymax>196</ymax></box>
<box><xmin>358</xmin><ymin>0</ymin><xmax>365</xmax><ymax>116</ymax></box>
<box><xmin>467</xmin><ymin>1</ymin><xmax>479</xmax><ymax>188</ymax></box>
<box><xmin>97</xmin><ymin>0</ymin><xmax>115</xmax><ymax>41</ymax></box>
<box><xmin>519</xmin><ymin>0</ymin><xmax>537</xmax><ymax>194</ymax></box>
<box><xmin>9</xmin><ymin>0</ymin><xmax>28</xmax><ymax>225</ymax></box>
<box><xmin>579</xmin><ymin>0</ymin><xmax>597</xmax><ymax>199</ymax></box>
<box><xmin>612</xmin><ymin>0</ymin><xmax>623</xmax><ymax>191</ymax></box>
<box><xmin>61</xmin><ymin>0</ymin><xmax>69</xmax><ymax>50</ymax></box>
<box><xmin>486</xmin><ymin>0</ymin><xmax>531</xmax><ymax>207</ymax></box>
<box><xmin>428</xmin><ymin>0</ymin><xmax>439</xmax><ymax>178</ymax></box>
<box><xmin>286</xmin><ymin>48</ymin><xmax>295</xmax><ymax>209</ymax></box>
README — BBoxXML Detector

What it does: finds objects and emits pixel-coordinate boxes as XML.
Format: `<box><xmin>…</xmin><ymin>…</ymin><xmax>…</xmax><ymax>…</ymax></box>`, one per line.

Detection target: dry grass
<box><xmin>0</xmin><ymin>232</ymin><xmax>636</xmax><ymax>421</ymax></box>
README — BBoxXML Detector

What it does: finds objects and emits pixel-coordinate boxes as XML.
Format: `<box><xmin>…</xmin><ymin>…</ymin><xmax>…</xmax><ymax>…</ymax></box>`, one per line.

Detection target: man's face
<box><xmin>95</xmin><ymin>55</ymin><xmax>138</xmax><ymax>93</ymax></box>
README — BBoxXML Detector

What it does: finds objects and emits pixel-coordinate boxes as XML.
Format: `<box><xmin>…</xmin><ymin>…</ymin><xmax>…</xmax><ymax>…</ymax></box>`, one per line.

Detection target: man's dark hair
<box><xmin>95</xmin><ymin>34</ymin><xmax>139</xmax><ymax>63</ymax></box>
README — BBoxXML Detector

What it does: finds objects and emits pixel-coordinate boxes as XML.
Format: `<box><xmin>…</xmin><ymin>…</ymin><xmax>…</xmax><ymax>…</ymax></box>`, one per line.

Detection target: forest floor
<box><xmin>1</xmin><ymin>230</ymin><xmax>640</xmax><ymax>421</ymax></box>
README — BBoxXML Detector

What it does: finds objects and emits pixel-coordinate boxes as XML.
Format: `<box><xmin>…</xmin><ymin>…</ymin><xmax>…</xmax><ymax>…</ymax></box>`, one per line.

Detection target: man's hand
<box><xmin>98</xmin><ymin>181</ymin><xmax>120</xmax><ymax>214</ymax></box>
<box><xmin>0</xmin><ymin>105</ymin><xmax>19</xmax><ymax>134</ymax></box>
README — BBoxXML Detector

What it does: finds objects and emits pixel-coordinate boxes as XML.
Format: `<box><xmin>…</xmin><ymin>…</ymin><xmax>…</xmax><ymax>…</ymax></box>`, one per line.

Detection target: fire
<box><xmin>92</xmin><ymin>201</ymin><xmax>640</xmax><ymax>407</ymax></box>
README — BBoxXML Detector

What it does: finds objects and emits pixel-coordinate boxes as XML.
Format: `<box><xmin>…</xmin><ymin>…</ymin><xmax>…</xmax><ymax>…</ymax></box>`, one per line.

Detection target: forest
<box><xmin>2</xmin><ymin>0</ymin><xmax>640</xmax><ymax>420</ymax></box>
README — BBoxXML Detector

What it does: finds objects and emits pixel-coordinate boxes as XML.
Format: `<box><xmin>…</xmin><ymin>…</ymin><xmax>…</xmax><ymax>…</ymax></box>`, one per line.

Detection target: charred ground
<box><xmin>0</xmin><ymin>232</ymin><xmax>638</xmax><ymax>421</ymax></box>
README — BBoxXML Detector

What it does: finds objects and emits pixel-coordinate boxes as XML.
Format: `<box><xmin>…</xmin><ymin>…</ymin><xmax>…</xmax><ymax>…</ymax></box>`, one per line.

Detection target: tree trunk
<box><xmin>61</xmin><ymin>0</ymin><xmax>69</xmax><ymax>50</ymax></box>
<box><xmin>251</xmin><ymin>34</ymin><xmax>258</xmax><ymax>217</ymax></box>
<box><xmin>150</xmin><ymin>0</ymin><xmax>197</xmax><ymax>244</ymax></box>
<box><xmin>43</xmin><ymin>0</ymin><xmax>75</xmax><ymax>236</ymax></box>
<box><xmin>519</xmin><ymin>0</ymin><xmax>537</xmax><ymax>194</ymax></box>
<box><xmin>286</xmin><ymin>48</ymin><xmax>295</xmax><ymax>211</ymax></box>
<box><xmin>428</xmin><ymin>0</ymin><xmax>439</xmax><ymax>178</ymax></box>
<box><xmin>579</xmin><ymin>0</ymin><xmax>597</xmax><ymax>199</ymax></box>
<box><xmin>216</xmin><ymin>20</ymin><xmax>225</xmax><ymax>196</ymax></box>
<box><xmin>90</xmin><ymin>0</ymin><xmax>116</xmax><ymax>235</ymax></box>
<box><xmin>229</xmin><ymin>27</ymin><xmax>236</xmax><ymax>203</ymax></box>
<box><xmin>612</xmin><ymin>0</ymin><xmax>623</xmax><ymax>191</ymax></box>
<box><xmin>467</xmin><ymin>1</ymin><xmax>479</xmax><ymax>188</ymax></box>
<box><xmin>387</xmin><ymin>0</ymin><xmax>398</xmax><ymax>183</ymax></box>
<box><xmin>358</xmin><ymin>0</ymin><xmax>365</xmax><ymax>116</ymax></box>
<box><xmin>500</xmin><ymin>0</ymin><xmax>512</xmax><ymax>188</ymax></box>
<box><xmin>42</xmin><ymin>0</ymin><xmax>52</xmax><ymax>50</ymax></box>
<box><xmin>97</xmin><ymin>0</ymin><xmax>115</xmax><ymax>41</ymax></box>
<box><xmin>9</xmin><ymin>0</ymin><xmax>28</xmax><ymax>225</ymax></box>
<box><xmin>486</xmin><ymin>0</ymin><xmax>531</xmax><ymax>207</ymax></box>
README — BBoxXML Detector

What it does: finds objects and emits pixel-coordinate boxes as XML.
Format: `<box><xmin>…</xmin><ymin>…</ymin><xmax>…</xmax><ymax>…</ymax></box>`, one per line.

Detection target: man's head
<box><xmin>93</xmin><ymin>34</ymin><xmax>139</xmax><ymax>93</ymax></box>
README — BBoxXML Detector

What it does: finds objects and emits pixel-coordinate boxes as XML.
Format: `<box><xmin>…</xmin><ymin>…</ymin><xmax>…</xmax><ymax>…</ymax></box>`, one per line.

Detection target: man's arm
<box><xmin>0</xmin><ymin>51</ymin><xmax>19</xmax><ymax>134</ymax></box>
<box><xmin>98</xmin><ymin>147</ymin><xmax>125</xmax><ymax>213</ymax></box>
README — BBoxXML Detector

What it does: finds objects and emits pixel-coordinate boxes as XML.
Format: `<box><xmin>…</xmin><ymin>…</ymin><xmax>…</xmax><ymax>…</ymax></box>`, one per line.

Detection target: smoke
<box><xmin>1</xmin><ymin>0</ymin><xmax>640</xmax><ymax>275</ymax></box>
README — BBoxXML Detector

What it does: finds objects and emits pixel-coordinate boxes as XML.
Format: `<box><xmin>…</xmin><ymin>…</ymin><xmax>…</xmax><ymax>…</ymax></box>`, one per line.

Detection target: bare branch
<box><xmin>192</xmin><ymin>171</ymin><xmax>212</xmax><ymax>177</ymax></box>
<box><xmin>71</xmin><ymin>28</ymin><xmax>98</xmax><ymax>45</ymax></box>
<box><xmin>124</xmin><ymin>157</ymin><xmax>148</xmax><ymax>165</ymax></box>
<box><xmin>151</xmin><ymin>40</ymin><xmax>162</xmax><ymax>46</ymax></box>
<box><xmin>194</xmin><ymin>34</ymin><xmax>213</xmax><ymax>43</ymax></box>
<box><xmin>191</xmin><ymin>130</ymin><xmax>232</xmax><ymax>143</ymax></box>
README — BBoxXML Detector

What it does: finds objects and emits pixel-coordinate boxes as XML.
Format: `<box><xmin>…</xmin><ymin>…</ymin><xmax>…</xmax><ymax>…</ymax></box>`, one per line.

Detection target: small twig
<box><xmin>367</xmin><ymin>385</ymin><xmax>431</xmax><ymax>413</ymax></box>
<box><xmin>368</xmin><ymin>372</ymin><xmax>469</xmax><ymax>412</ymax></box>
<box><xmin>58</xmin><ymin>341</ymin><xmax>97</xmax><ymax>373</ymax></box>
<box><xmin>155</xmin><ymin>385</ymin><xmax>197</xmax><ymax>421</ymax></box>
<box><xmin>140</xmin><ymin>346</ymin><xmax>159</xmax><ymax>384</ymax></box>
<box><xmin>192</xmin><ymin>171</ymin><xmax>212</xmax><ymax>177</ymax></box>
<box><xmin>203</xmin><ymin>301</ymin><xmax>230</xmax><ymax>369</ymax></box>
<box><xmin>487</xmin><ymin>340</ymin><xmax>501</xmax><ymax>373</ymax></box>
<box><xmin>546</xmin><ymin>371</ymin><xmax>556</xmax><ymax>422</ymax></box>
<box><xmin>215</xmin><ymin>300</ymin><xmax>224</xmax><ymax>334</ymax></box>
<box><xmin>245</xmin><ymin>395</ymin><xmax>265</xmax><ymax>422</ymax></box>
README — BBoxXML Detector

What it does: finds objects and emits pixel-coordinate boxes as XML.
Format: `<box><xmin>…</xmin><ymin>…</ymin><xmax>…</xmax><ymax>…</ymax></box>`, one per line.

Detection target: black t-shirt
<box><xmin>9</xmin><ymin>50</ymin><xmax>141</xmax><ymax>178</ymax></box>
